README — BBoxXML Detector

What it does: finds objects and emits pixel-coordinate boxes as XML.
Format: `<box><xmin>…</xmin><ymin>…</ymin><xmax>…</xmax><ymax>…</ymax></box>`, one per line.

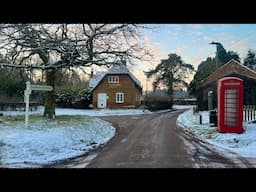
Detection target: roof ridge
<box><xmin>201</xmin><ymin>59</ymin><xmax>256</xmax><ymax>87</ymax></box>
<box><xmin>89</xmin><ymin>64</ymin><xmax>141</xmax><ymax>91</ymax></box>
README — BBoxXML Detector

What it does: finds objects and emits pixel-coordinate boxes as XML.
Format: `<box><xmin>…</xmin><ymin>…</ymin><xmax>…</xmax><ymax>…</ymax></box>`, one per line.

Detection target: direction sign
<box><xmin>30</xmin><ymin>84</ymin><xmax>53</xmax><ymax>91</ymax></box>
<box><xmin>24</xmin><ymin>81</ymin><xmax>53</xmax><ymax>128</ymax></box>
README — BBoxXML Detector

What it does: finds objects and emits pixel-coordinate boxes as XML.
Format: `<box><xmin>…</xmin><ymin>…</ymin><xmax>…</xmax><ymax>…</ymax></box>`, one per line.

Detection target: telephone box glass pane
<box><xmin>224</xmin><ymin>89</ymin><xmax>238</xmax><ymax>127</ymax></box>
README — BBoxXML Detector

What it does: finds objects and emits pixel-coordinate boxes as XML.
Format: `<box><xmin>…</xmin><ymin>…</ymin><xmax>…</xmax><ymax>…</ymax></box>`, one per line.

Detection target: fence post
<box><xmin>245</xmin><ymin>105</ymin><xmax>248</xmax><ymax>121</ymax></box>
<box><xmin>250</xmin><ymin>105</ymin><xmax>252</xmax><ymax>121</ymax></box>
<box><xmin>199</xmin><ymin>114</ymin><xmax>202</xmax><ymax>124</ymax></box>
<box><xmin>253</xmin><ymin>105</ymin><xmax>256</xmax><ymax>121</ymax></box>
<box><xmin>243</xmin><ymin>105</ymin><xmax>256</xmax><ymax>122</ymax></box>
<box><xmin>24</xmin><ymin>81</ymin><xmax>31</xmax><ymax>128</ymax></box>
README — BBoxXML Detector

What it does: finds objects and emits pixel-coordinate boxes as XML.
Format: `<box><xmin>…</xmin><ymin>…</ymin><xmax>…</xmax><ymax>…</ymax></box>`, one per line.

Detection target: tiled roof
<box><xmin>201</xmin><ymin>59</ymin><xmax>256</xmax><ymax>86</ymax></box>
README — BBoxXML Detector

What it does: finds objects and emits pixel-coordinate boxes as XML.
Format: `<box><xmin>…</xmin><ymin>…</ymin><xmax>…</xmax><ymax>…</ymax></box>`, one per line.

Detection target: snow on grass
<box><xmin>172</xmin><ymin>105</ymin><xmax>195</xmax><ymax>110</ymax></box>
<box><xmin>55</xmin><ymin>108</ymin><xmax>151</xmax><ymax>116</ymax></box>
<box><xmin>0</xmin><ymin>115</ymin><xmax>115</xmax><ymax>168</ymax></box>
<box><xmin>177</xmin><ymin>109</ymin><xmax>256</xmax><ymax>158</ymax></box>
<box><xmin>0</xmin><ymin>106</ymin><xmax>151</xmax><ymax>117</ymax></box>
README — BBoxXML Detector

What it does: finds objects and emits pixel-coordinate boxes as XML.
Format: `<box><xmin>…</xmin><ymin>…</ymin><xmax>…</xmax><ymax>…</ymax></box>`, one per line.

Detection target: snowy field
<box><xmin>177</xmin><ymin>109</ymin><xmax>256</xmax><ymax>158</ymax></box>
<box><xmin>0</xmin><ymin>106</ymin><xmax>152</xmax><ymax>116</ymax></box>
<box><xmin>0</xmin><ymin>115</ymin><xmax>115</xmax><ymax>168</ymax></box>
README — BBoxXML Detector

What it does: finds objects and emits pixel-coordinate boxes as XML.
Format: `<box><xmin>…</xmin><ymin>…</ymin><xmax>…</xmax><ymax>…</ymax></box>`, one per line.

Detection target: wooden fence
<box><xmin>243</xmin><ymin>105</ymin><xmax>256</xmax><ymax>122</ymax></box>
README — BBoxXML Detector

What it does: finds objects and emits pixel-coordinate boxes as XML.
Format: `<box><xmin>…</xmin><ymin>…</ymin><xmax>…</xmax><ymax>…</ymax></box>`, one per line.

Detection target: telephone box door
<box><xmin>217</xmin><ymin>77</ymin><xmax>243</xmax><ymax>133</ymax></box>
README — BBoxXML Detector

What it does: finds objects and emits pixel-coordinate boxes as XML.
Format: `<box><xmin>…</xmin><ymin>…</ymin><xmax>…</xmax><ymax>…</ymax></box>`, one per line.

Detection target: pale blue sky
<box><xmin>141</xmin><ymin>24</ymin><xmax>256</xmax><ymax>68</ymax></box>
<box><xmin>129</xmin><ymin>24</ymin><xmax>256</xmax><ymax>90</ymax></box>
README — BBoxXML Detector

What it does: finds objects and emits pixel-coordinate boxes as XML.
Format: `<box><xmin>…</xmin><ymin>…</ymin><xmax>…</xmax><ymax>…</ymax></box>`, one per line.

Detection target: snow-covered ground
<box><xmin>0</xmin><ymin>104</ymin><xmax>195</xmax><ymax>168</ymax></box>
<box><xmin>177</xmin><ymin>109</ymin><xmax>256</xmax><ymax>158</ymax></box>
<box><xmin>0</xmin><ymin>104</ymin><xmax>195</xmax><ymax>117</ymax></box>
<box><xmin>0</xmin><ymin>115</ymin><xmax>115</xmax><ymax>168</ymax></box>
<box><xmin>172</xmin><ymin>105</ymin><xmax>195</xmax><ymax>110</ymax></box>
<box><xmin>0</xmin><ymin>106</ymin><xmax>152</xmax><ymax>116</ymax></box>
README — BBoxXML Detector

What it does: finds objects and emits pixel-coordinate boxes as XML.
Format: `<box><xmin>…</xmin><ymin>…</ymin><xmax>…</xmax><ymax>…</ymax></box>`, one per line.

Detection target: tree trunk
<box><xmin>44</xmin><ymin>69</ymin><xmax>56</xmax><ymax>119</ymax></box>
<box><xmin>167</xmin><ymin>76</ymin><xmax>174</xmax><ymax>96</ymax></box>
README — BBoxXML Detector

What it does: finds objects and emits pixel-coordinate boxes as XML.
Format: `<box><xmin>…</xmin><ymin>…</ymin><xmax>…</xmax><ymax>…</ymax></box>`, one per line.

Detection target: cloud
<box><xmin>129</xmin><ymin>66</ymin><xmax>155</xmax><ymax>91</ymax></box>
<box><xmin>142</xmin><ymin>35</ymin><xmax>170</xmax><ymax>67</ymax></box>
<box><xmin>189</xmin><ymin>24</ymin><xmax>204</xmax><ymax>29</ymax></box>
<box><xmin>203</xmin><ymin>33</ymin><xmax>234</xmax><ymax>42</ymax></box>
<box><xmin>175</xmin><ymin>45</ymin><xmax>189</xmax><ymax>54</ymax></box>
<box><xmin>169</xmin><ymin>24</ymin><xmax>183</xmax><ymax>31</ymax></box>
<box><xmin>187</xmin><ymin>24</ymin><xmax>204</xmax><ymax>38</ymax></box>
<box><xmin>169</xmin><ymin>31</ymin><xmax>181</xmax><ymax>40</ymax></box>
<box><xmin>227</xmin><ymin>40</ymin><xmax>248</xmax><ymax>50</ymax></box>
<box><xmin>226</xmin><ymin>40</ymin><xmax>250</xmax><ymax>60</ymax></box>
<box><xmin>189</xmin><ymin>30</ymin><xmax>203</xmax><ymax>37</ymax></box>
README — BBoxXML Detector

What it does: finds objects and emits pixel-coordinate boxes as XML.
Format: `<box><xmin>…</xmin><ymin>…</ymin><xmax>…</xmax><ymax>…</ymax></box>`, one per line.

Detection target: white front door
<box><xmin>97</xmin><ymin>93</ymin><xmax>107</xmax><ymax>108</ymax></box>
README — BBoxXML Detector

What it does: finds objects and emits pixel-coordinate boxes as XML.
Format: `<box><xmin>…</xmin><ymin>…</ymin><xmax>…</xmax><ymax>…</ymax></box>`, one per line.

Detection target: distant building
<box><xmin>172</xmin><ymin>90</ymin><xmax>195</xmax><ymax>100</ymax></box>
<box><xmin>172</xmin><ymin>90</ymin><xmax>196</xmax><ymax>105</ymax></box>
<box><xmin>89</xmin><ymin>61</ymin><xmax>142</xmax><ymax>109</ymax></box>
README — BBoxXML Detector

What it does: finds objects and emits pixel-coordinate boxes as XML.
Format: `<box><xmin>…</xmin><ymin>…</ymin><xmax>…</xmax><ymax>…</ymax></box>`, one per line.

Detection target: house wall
<box><xmin>92</xmin><ymin>74</ymin><xmax>141</xmax><ymax>109</ymax></box>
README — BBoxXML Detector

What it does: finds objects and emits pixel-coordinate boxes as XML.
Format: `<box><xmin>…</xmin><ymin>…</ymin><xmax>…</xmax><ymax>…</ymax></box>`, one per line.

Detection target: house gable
<box><xmin>202</xmin><ymin>59</ymin><xmax>256</xmax><ymax>87</ymax></box>
<box><xmin>89</xmin><ymin>63</ymin><xmax>142</xmax><ymax>93</ymax></box>
<box><xmin>92</xmin><ymin>74</ymin><xmax>142</xmax><ymax>108</ymax></box>
<box><xmin>93</xmin><ymin>74</ymin><xmax>141</xmax><ymax>93</ymax></box>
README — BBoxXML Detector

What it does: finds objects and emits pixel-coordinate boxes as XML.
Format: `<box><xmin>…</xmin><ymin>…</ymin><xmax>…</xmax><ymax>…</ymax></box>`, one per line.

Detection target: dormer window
<box><xmin>108</xmin><ymin>76</ymin><xmax>119</xmax><ymax>83</ymax></box>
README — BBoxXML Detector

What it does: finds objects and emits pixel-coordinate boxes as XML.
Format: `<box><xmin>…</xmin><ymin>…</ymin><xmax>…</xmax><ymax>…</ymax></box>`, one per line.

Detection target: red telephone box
<box><xmin>217</xmin><ymin>77</ymin><xmax>243</xmax><ymax>133</ymax></box>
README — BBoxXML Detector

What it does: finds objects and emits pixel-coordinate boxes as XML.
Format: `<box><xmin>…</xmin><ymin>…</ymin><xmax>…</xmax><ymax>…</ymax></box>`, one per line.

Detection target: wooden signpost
<box><xmin>24</xmin><ymin>81</ymin><xmax>53</xmax><ymax>128</ymax></box>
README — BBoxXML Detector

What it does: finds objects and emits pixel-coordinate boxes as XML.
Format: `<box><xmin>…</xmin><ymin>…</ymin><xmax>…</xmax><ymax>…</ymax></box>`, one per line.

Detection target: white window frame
<box><xmin>108</xmin><ymin>76</ymin><xmax>119</xmax><ymax>83</ymax></box>
<box><xmin>116</xmin><ymin>92</ymin><xmax>124</xmax><ymax>103</ymax></box>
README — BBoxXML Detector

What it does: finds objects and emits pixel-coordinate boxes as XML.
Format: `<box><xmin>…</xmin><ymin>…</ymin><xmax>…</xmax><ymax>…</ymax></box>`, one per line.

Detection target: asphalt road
<box><xmin>49</xmin><ymin>110</ymin><xmax>256</xmax><ymax>168</ymax></box>
<box><xmin>88</xmin><ymin>110</ymin><xmax>256</xmax><ymax>168</ymax></box>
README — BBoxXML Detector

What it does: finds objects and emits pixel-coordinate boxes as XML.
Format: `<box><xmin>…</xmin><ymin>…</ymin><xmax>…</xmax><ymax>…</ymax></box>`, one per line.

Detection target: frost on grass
<box><xmin>177</xmin><ymin>109</ymin><xmax>256</xmax><ymax>158</ymax></box>
<box><xmin>172</xmin><ymin>105</ymin><xmax>195</xmax><ymax>110</ymax></box>
<box><xmin>0</xmin><ymin>115</ymin><xmax>115</xmax><ymax>167</ymax></box>
<box><xmin>0</xmin><ymin>106</ymin><xmax>151</xmax><ymax>117</ymax></box>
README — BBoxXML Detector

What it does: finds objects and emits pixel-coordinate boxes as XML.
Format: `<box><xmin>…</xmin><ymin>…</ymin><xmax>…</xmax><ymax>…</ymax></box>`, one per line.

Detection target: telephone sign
<box><xmin>217</xmin><ymin>77</ymin><xmax>243</xmax><ymax>133</ymax></box>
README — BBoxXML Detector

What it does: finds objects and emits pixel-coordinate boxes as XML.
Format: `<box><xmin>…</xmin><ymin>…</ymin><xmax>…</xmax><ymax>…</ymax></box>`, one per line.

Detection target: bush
<box><xmin>55</xmin><ymin>86</ymin><xmax>92</xmax><ymax>109</ymax></box>
<box><xmin>0</xmin><ymin>79</ymin><xmax>26</xmax><ymax>97</ymax></box>
<box><xmin>144</xmin><ymin>95</ymin><xmax>173</xmax><ymax>111</ymax></box>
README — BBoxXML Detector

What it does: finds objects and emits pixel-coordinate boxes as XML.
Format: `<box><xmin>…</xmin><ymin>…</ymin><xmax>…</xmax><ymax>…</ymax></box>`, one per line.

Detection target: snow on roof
<box><xmin>89</xmin><ymin>71</ymin><xmax>106</xmax><ymax>90</ymax></box>
<box><xmin>89</xmin><ymin>62</ymin><xmax>141</xmax><ymax>90</ymax></box>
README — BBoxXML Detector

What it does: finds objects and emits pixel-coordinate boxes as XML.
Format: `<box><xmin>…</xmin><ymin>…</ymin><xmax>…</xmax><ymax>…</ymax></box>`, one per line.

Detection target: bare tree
<box><xmin>0</xmin><ymin>24</ymin><xmax>151</xmax><ymax>118</ymax></box>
